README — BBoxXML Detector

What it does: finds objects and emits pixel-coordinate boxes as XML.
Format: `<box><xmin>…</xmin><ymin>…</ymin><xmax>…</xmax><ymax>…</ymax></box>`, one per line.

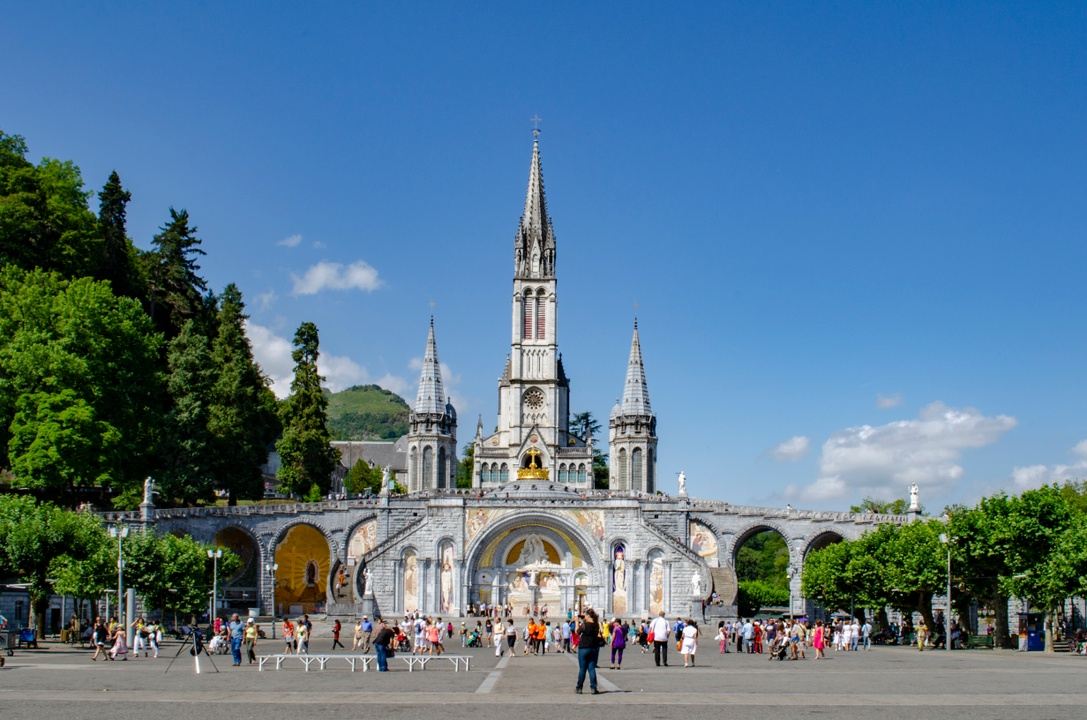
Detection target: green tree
<box><xmin>0</xmin><ymin>132</ymin><xmax>99</xmax><ymax>277</ymax></box>
<box><xmin>737</xmin><ymin>579</ymin><xmax>790</xmax><ymax>616</ymax></box>
<box><xmin>159</xmin><ymin>319</ymin><xmax>218</xmax><ymax>505</ymax></box>
<box><xmin>0</xmin><ymin>495</ymin><xmax>105</xmax><ymax>634</ymax></box>
<box><xmin>455</xmin><ymin>443</ymin><xmax>475</xmax><ymax>489</ymax></box>
<box><xmin>142</xmin><ymin>208</ymin><xmax>210</xmax><ymax>340</ymax></box>
<box><xmin>95</xmin><ymin>170</ymin><xmax>142</xmax><ymax>298</ymax></box>
<box><xmin>344</xmin><ymin>458</ymin><xmax>382</xmax><ymax>495</ymax></box>
<box><xmin>122</xmin><ymin>531</ymin><xmax>239</xmax><ymax>619</ymax></box>
<box><xmin>208</xmin><ymin>284</ymin><xmax>280</xmax><ymax>504</ymax></box>
<box><xmin>276</xmin><ymin>322</ymin><xmax>340</xmax><ymax>498</ymax></box>
<box><xmin>850</xmin><ymin>496</ymin><xmax>912</xmax><ymax>515</ymax></box>
<box><xmin>0</xmin><ymin>268</ymin><xmax>164</xmax><ymax>503</ymax></box>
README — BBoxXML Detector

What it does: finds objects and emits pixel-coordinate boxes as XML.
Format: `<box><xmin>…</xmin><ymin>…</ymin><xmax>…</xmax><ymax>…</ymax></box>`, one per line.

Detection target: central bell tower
<box><xmin>474</xmin><ymin>135</ymin><xmax>591</xmax><ymax>487</ymax></box>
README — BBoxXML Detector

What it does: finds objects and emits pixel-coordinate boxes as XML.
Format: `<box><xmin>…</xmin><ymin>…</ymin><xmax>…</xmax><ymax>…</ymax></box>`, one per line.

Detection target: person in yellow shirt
<box><xmin>244</xmin><ymin>618</ymin><xmax>258</xmax><ymax>664</ymax></box>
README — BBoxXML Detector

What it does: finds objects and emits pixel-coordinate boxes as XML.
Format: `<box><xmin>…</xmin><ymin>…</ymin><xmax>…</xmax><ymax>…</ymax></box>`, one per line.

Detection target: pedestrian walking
<box><xmin>609</xmin><ymin>617</ymin><xmax>626</xmax><ymax>669</ymax></box>
<box><xmin>575</xmin><ymin>610</ymin><xmax>602</xmax><ymax>695</ymax></box>
<box><xmin>649</xmin><ymin>611</ymin><xmax>670</xmax><ymax>667</ymax></box>
<box><xmin>331</xmin><ymin>619</ymin><xmax>345</xmax><ymax>650</ymax></box>
<box><xmin>681</xmin><ymin>619</ymin><xmax>699</xmax><ymax>667</ymax></box>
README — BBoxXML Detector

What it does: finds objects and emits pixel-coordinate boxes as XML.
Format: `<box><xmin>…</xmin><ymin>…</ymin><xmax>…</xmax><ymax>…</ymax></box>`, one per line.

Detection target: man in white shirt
<box><xmin>649</xmin><ymin>611</ymin><xmax>671</xmax><ymax>667</ymax></box>
<box><xmin>861</xmin><ymin>620</ymin><xmax>872</xmax><ymax>651</ymax></box>
<box><xmin>742</xmin><ymin>619</ymin><xmax>754</xmax><ymax>654</ymax></box>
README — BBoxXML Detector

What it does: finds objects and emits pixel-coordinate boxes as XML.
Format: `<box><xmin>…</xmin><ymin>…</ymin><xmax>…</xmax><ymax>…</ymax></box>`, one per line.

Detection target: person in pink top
<box><xmin>812</xmin><ymin>620</ymin><xmax>826</xmax><ymax>659</ymax></box>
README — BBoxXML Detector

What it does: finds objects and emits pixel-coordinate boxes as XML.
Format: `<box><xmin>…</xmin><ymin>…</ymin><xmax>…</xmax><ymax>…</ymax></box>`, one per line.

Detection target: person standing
<box><xmin>372</xmin><ymin>620</ymin><xmax>395</xmax><ymax>672</ymax></box>
<box><xmin>494</xmin><ymin>619</ymin><xmax>506</xmax><ymax>657</ymax></box>
<box><xmin>609</xmin><ymin>617</ymin><xmax>627</xmax><ymax>669</ymax></box>
<box><xmin>227</xmin><ymin>613</ymin><xmax>245</xmax><ymax>667</ymax></box>
<box><xmin>244</xmin><ymin>618</ymin><xmax>258</xmax><ymax>664</ymax></box>
<box><xmin>812</xmin><ymin>620</ymin><xmax>826</xmax><ymax>660</ymax></box>
<box><xmin>331</xmin><ymin>619</ymin><xmax>345</xmax><ymax>651</ymax></box>
<box><xmin>681</xmin><ymin>619</ymin><xmax>699</xmax><ymax>667</ymax></box>
<box><xmin>649</xmin><ymin>611</ymin><xmax>670</xmax><ymax>667</ymax></box>
<box><xmin>575</xmin><ymin>610</ymin><xmax>602</xmax><ymax>695</ymax></box>
<box><xmin>916</xmin><ymin>620</ymin><xmax>928</xmax><ymax>651</ymax></box>
<box><xmin>296</xmin><ymin>617</ymin><xmax>309</xmax><ymax>655</ymax></box>
<box><xmin>282</xmin><ymin>618</ymin><xmax>296</xmax><ymax>654</ymax></box>
<box><xmin>91</xmin><ymin>617</ymin><xmax>108</xmax><ymax>661</ymax></box>
<box><xmin>361</xmin><ymin>616</ymin><xmax>373</xmax><ymax>652</ymax></box>
<box><xmin>861</xmin><ymin>619</ymin><xmax>872</xmax><ymax>651</ymax></box>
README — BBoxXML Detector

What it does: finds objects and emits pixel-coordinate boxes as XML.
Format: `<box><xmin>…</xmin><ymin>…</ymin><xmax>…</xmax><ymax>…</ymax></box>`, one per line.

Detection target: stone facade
<box><xmin>97</xmin><ymin>137</ymin><xmax>907</xmax><ymax>621</ymax></box>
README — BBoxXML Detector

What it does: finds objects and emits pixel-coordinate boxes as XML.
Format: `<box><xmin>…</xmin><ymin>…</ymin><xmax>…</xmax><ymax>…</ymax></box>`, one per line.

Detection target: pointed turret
<box><xmin>406</xmin><ymin>317</ymin><xmax>457</xmax><ymax>492</ymax></box>
<box><xmin>619</xmin><ymin>319</ymin><xmax>653</xmax><ymax>417</ymax></box>
<box><xmin>515</xmin><ymin>136</ymin><xmax>556</xmax><ymax>278</ymax></box>
<box><xmin>608</xmin><ymin>318</ymin><xmax>657</xmax><ymax>493</ymax></box>
<box><xmin>413</xmin><ymin>317</ymin><xmax>447</xmax><ymax>415</ymax></box>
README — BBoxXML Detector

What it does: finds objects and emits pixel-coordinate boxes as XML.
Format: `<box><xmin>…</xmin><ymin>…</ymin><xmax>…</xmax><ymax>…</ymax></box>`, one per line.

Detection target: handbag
<box><xmin>647</xmin><ymin>631</ymin><xmax>655</xmax><ymax>643</ymax></box>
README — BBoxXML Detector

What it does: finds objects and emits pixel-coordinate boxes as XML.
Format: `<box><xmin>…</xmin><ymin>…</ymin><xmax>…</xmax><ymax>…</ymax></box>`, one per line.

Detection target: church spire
<box><xmin>413</xmin><ymin>316</ymin><xmax>447</xmax><ymax>415</ymax></box>
<box><xmin>620</xmin><ymin>319</ymin><xmax>653</xmax><ymax>417</ymax></box>
<box><xmin>515</xmin><ymin>136</ymin><xmax>556</xmax><ymax>278</ymax></box>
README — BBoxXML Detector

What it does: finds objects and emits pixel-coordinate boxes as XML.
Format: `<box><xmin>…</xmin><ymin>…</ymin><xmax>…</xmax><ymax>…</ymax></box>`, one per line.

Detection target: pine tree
<box><xmin>160</xmin><ymin>319</ymin><xmax>217</xmax><ymax>505</ymax></box>
<box><xmin>96</xmin><ymin>170</ymin><xmax>140</xmax><ymax>297</ymax></box>
<box><xmin>208</xmin><ymin>284</ymin><xmax>280</xmax><ymax>504</ymax></box>
<box><xmin>275</xmin><ymin>322</ymin><xmax>340</xmax><ymax>499</ymax></box>
<box><xmin>143</xmin><ymin>208</ymin><xmax>209</xmax><ymax>339</ymax></box>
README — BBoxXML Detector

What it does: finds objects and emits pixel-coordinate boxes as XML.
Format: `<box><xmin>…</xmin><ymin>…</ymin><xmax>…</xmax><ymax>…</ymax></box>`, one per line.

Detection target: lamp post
<box><xmin>108</xmin><ymin>525</ymin><xmax>129</xmax><ymax>628</ymax></box>
<box><xmin>787</xmin><ymin>566</ymin><xmax>796</xmax><ymax>620</ymax></box>
<box><xmin>939</xmin><ymin>532</ymin><xmax>952</xmax><ymax>650</ymax></box>
<box><xmin>265</xmin><ymin>562</ymin><xmax>279</xmax><ymax>638</ymax></box>
<box><xmin>207</xmin><ymin>548</ymin><xmax>223</xmax><ymax>622</ymax></box>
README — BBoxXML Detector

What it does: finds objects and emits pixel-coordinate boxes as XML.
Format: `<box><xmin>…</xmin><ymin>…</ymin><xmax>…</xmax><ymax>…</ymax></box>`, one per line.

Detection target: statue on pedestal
<box><xmin>677</xmin><ymin>470</ymin><xmax>688</xmax><ymax>497</ymax></box>
<box><xmin>908</xmin><ymin>482</ymin><xmax>920</xmax><ymax>512</ymax></box>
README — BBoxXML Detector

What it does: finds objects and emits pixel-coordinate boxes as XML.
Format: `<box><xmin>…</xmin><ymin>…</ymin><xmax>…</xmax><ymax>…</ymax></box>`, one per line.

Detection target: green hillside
<box><xmin>325</xmin><ymin>384</ymin><xmax>410</xmax><ymax>440</ymax></box>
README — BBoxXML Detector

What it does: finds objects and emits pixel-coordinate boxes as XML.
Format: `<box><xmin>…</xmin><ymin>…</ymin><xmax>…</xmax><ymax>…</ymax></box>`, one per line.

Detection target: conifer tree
<box><xmin>160</xmin><ymin>319</ymin><xmax>217</xmax><ymax>505</ymax></box>
<box><xmin>96</xmin><ymin>170</ymin><xmax>141</xmax><ymax>297</ymax></box>
<box><xmin>143</xmin><ymin>208</ymin><xmax>209</xmax><ymax>339</ymax></box>
<box><xmin>208</xmin><ymin>284</ymin><xmax>280</xmax><ymax>504</ymax></box>
<box><xmin>275</xmin><ymin>322</ymin><xmax>339</xmax><ymax>499</ymax></box>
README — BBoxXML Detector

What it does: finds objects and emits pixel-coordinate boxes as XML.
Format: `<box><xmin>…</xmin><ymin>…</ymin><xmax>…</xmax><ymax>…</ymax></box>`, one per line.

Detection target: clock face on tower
<box><xmin>523</xmin><ymin>387</ymin><xmax>545</xmax><ymax>410</ymax></box>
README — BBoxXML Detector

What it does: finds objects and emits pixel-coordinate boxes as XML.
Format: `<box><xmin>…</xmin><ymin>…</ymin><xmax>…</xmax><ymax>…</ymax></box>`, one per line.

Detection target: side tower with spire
<box><xmin>406</xmin><ymin>318</ymin><xmax>457</xmax><ymax>492</ymax></box>
<box><xmin>609</xmin><ymin>320</ymin><xmax>658</xmax><ymax>492</ymax></box>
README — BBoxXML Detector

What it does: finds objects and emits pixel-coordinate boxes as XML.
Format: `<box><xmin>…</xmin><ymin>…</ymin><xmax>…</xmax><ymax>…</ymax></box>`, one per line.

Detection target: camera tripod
<box><xmin>164</xmin><ymin>628</ymin><xmax>219</xmax><ymax>674</ymax></box>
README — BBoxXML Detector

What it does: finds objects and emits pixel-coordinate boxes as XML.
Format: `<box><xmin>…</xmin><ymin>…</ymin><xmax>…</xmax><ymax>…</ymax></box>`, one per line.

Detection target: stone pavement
<box><xmin>1</xmin><ymin>640</ymin><xmax>1084</xmax><ymax>720</ymax></box>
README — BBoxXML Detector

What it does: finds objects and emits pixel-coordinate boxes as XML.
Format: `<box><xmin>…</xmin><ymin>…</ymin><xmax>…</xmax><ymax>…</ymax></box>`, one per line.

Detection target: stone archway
<box><xmin>274</xmin><ymin>524</ymin><xmax>331</xmax><ymax>615</ymax></box>
<box><xmin>465</xmin><ymin>512</ymin><xmax>602</xmax><ymax>616</ymax></box>
<box><xmin>214</xmin><ymin>526</ymin><xmax>261</xmax><ymax>614</ymax></box>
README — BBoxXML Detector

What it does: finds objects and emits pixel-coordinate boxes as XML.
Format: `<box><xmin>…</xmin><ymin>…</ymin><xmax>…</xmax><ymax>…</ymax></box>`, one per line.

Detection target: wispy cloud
<box><xmin>876</xmin><ymin>393</ymin><xmax>903</xmax><ymax>409</ymax></box>
<box><xmin>245</xmin><ymin>321</ymin><xmax>402</xmax><ymax>398</ymax></box>
<box><xmin>277</xmin><ymin>233</ymin><xmax>303</xmax><ymax>248</ymax></box>
<box><xmin>255</xmin><ymin>290</ymin><xmax>277</xmax><ymax>311</ymax></box>
<box><xmin>1011</xmin><ymin>438</ymin><xmax>1087</xmax><ymax>490</ymax></box>
<box><xmin>786</xmin><ymin>402</ymin><xmax>1016</xmax><ymax>503</ymax></box>
<box><xmin>773</xmin><ymin>435</ymin><xmax>810</xmax><ymax>461</ymax></box>
<box><xmin>291</xmin><ymin>260</ymin><xmax>382</xmax><ymax>296</ymax></box>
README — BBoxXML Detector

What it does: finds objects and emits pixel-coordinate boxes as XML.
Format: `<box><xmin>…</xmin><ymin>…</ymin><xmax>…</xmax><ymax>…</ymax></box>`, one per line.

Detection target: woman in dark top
<box><xmin>576</xmin><ymin>609</ymin><xmax>602</xmax><ymax>694</ymax></box>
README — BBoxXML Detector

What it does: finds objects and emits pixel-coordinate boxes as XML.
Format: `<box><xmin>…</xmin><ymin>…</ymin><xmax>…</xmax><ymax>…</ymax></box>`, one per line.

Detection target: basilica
<box><xmin>120</xmin><ymin>137</ymin><xmax>905</xmax><ymax>622</ymax></box>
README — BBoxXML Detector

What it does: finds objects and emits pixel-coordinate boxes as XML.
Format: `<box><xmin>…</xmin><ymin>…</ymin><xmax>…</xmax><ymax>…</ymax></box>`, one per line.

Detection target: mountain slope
<box><xmin>325</xmin><ymin>384</ymin><xmax>410</xmax><ymax>441</ymax></box>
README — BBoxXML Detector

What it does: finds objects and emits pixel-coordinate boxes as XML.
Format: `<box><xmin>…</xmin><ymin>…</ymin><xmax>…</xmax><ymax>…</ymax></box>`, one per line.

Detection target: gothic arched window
<box><xmin>422</xmin><ymin>446</ymin><xmax>433</xmax><ymax>489</ymax></box>
<box><xmin>437</xmin><ymin>447</ymin><xmax>447</xmax><ymax>489</ymax></box>
<box><xmin>535</xmin><ymin>288</ymin><xmax>546</xmax><ymax>340</ymax></box>
<box><xmin>617</xmin><ymin>448</ymin><xmax>628</xmax><ymax>490</ymax></box>
<box><xmin>632</xmin><ymin>448</ymin><xmax>643</xmax><ymax>491</ymax></box>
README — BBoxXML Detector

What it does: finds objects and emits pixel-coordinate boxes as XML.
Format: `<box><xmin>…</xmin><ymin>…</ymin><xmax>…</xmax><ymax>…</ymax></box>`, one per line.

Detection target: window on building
<box><xmin>632</xmin><ymin>448</ymin><xmax>643</xmax><ymax>491</ymax></box>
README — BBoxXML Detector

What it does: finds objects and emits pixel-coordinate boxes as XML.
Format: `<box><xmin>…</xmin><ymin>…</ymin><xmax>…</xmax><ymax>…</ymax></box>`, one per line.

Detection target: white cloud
<box><xmin>245</xmin><ymin>321</ymin><xmax>404</xmax><ymax>399</ymax></box>
<box><xmin>277</xmin><ymin>233</ymin><xmax>303</xmax><ymax>248</ymax></box>
<box><xmin>876</xmin><ymin>393</ymin><xmax>903</xmax><ymax>409</ymax></box>
<box><xmin>255</xmin><ymin>290</ymin><xmax>277</xmax><ymax>311</ymax></box>
<box><xmin>1010</xmin><ymin>438</ymin><xmax>1087</xmax><ymax>490</ymax></box>
<box><xmin>245</xmin><ymin>321</ymin><xmax>295</xmax><ymax>398</ymax></box>
<box><xmin>786</xmin><ymin>402</ymin><xmax>1016</xmax><ymax>503</ymax></box>
<box><xmin>1074</xmin><ymin>439</ymin><xmax>1087</xmax><ymax>460</ymax></box>
<box><xmin>291</xmin><ymin>261</ymin><xmax>382</xmax><ymax>296</ymax></box>
<box><xmin>375</xmin><ymin>373</ymin><xmax>410</xmax><ymax>397</ymax></box>
<box><xmin>773</xmin><ymin>435</ymin><xmax>810</xmax><ymax>461</ymax></box>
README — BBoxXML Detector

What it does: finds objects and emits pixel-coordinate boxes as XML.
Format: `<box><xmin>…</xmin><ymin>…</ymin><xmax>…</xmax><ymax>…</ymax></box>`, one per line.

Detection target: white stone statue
<box><xmin>380</xmin><ymin>465</ymin><xmax>391</xmax><ymax>496</ymax></box>
<box><xmin>677</xmin><ymin>470</ymin><xmax>688</xmax><ymax>497</ymax></box>
<box><xmin>908</xmin><ymin>482</ymin><xmax>920</xmax><ymax>512</ymax></box>
<box><xmin>691</xmin><ymin>572</ymin><xmax>702</xmax><ymax>598</ymax></box>
<box><xmin>142</xmin><ymin>477</ymin><xmax>154</xmax><ymax>505</ymax></box>
<box><xmin>362</xmin><ymin>567</ymin><xmax>374</xmax><ymax>596</ymax></box>
<box><xmin>517</xmin><ymin>534</ymin><xmax>550</xmax><ymax>566</ymax></box>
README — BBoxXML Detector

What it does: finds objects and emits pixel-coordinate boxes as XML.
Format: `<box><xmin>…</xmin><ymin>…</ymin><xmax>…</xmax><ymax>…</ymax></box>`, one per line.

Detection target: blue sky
<box><xmin>4</xmin><ymin>2</ymin><xmax>1086</xmax><ymax>510</ymax></box>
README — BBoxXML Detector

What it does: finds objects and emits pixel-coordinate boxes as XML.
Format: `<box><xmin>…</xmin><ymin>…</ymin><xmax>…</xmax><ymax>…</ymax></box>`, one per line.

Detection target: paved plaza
<box><xmin>2</xmin><ymin>636</ymin><xmax>1084</xmax><ymax>720</ymax></box>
